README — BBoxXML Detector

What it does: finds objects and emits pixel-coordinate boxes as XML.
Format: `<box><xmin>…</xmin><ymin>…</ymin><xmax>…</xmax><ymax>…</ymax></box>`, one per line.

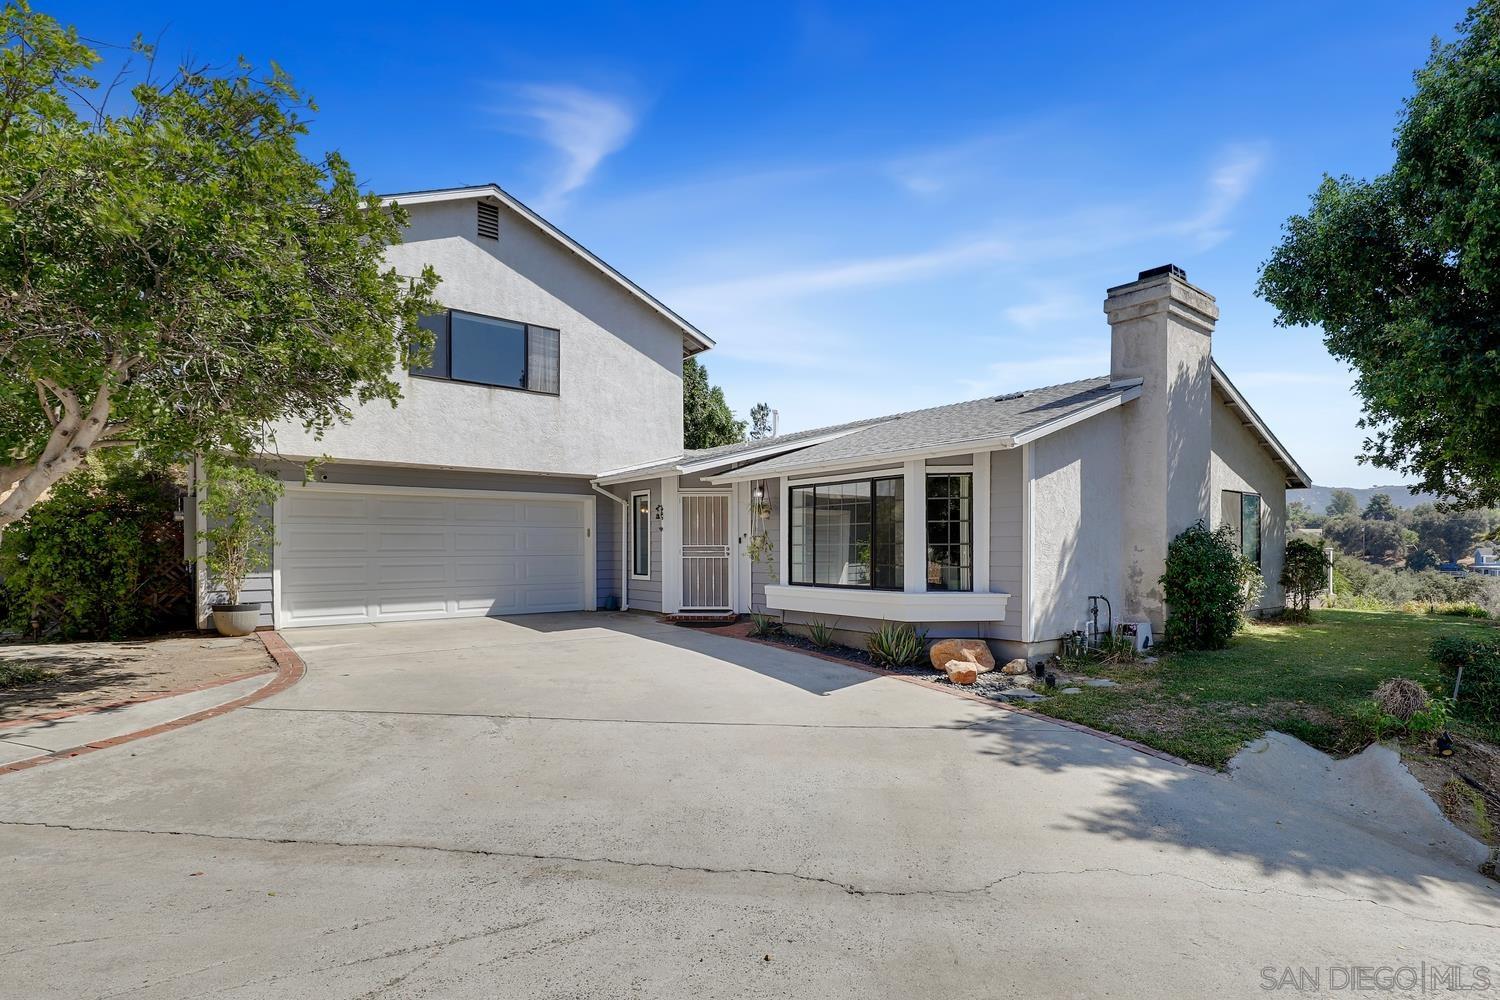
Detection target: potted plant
<box><xmin>197</xmin><ymin>460</ymin><xmax>284</xmax><ymax>636</ymax></box>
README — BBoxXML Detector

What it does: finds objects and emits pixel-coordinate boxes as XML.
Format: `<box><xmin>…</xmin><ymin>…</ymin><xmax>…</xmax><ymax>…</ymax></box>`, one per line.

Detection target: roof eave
<box><xmin>1211</xmin><ymin>361</ymin><xmax>1313</xmax><ymax>489</ymax></box>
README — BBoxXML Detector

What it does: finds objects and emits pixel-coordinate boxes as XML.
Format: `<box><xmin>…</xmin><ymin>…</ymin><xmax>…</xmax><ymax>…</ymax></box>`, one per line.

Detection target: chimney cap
<box><xmin>1136</xmin><ymin>264</ymin><xmax>1186</xmax><ymax>282</ymax></box>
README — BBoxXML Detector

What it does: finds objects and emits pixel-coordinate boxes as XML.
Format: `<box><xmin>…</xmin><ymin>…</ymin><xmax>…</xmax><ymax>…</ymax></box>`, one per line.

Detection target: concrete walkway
<box><xmin>0</xmin><ymin>672</ymin><xmax>273</xmax><ymax>765</ymax></box>
<box><xmin>1</xmin><ymin>612</ymin><xmax>1497</xmax><ymax>999</ymax></box>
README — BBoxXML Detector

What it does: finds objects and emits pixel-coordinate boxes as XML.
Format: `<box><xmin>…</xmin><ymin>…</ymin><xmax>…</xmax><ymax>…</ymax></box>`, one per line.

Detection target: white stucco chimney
<box><xmin>1104</xmin><ymin>264</ymin><xmax>1218</xmax><ymax>630</ymax></box>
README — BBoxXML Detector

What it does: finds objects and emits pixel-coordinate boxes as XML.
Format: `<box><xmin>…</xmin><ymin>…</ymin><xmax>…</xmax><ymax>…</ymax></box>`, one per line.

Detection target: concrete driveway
<box><xmin>3</xmin><ymin>613</ymin><xmax>1497</xmax><ymax>998</ymax></box>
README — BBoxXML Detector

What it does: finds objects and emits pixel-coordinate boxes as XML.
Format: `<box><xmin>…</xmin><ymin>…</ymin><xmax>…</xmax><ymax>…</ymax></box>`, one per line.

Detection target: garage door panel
<box><xmin>373</xmin><ymin>527</ymin><xmax>450</xmax><ymax>554</ymax></box>
<box><xmin>278</xmin><ymin>490</ymin><xmax>589</xmax><ymax>627</ymax></box>
<box><xmin>521</xmin><ymin>503</ymin><xmax>583</xmax><ymax>526</ymax></box>
<box><xmin>283</xmin><ymin>494</ymin><xmax>370</xmax><ymax>520</ymax></box>
<box><xmin>282</xmin><ymin>524</ymin><xmax>370</xmax><ymax>555</ymax></box>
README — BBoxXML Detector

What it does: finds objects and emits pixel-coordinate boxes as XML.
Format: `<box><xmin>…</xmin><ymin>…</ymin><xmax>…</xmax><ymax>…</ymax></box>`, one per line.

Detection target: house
<box><xmin>194</xmin><ymin>186</ymin><xmax>1310</xmax><ymax>662</ymax></box>
<box><xmin>192</xmin><ymin>183</ymin><xmax>711</xmax><ymax>629</ymax></box>
<box><xmin>1473</xmin><ymin>548</ymin><xmax>1500</xmax><ymax>577</ymax></box>
<box><xmin>594</xmin><ymin>263</ymin><xmax>1310</xmax><ymax>659</ymax></box>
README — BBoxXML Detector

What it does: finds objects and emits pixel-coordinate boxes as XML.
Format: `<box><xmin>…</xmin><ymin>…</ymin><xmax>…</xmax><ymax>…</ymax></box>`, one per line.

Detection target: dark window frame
<box><xmin>630</xmin><ymin>490</ymin><xmax>652</xmax><ymax>579</ymax></box>
<box><xmin>788</xmin><ymin>475</ymin><xmax>904</xmax><ymax>590</ymax></box>
<box><xmin>925</xmin><ymin>472</ymin><xmax>973</xmax><ymax>593</ymax></box>
<box><xmin>410</xmin><ymin>308</ymin><xmax>561</xmax><ymax>396</ymax></box>
<box><xmin>1221</xmin><ymin>489</ymin><xmax>1263</xmax><ymax>566</ymax></box>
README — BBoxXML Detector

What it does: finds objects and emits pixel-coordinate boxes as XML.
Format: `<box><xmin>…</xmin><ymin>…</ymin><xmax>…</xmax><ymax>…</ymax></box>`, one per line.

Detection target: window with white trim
<box><xmin>926</xmin><ymin>473</ymin><xmax>972</xmax><ymax>592</ymax></box>
<box><xmin>631</xmin><ymin>491</ymin><xmax>652</xmax><ymax>579</ymax></box>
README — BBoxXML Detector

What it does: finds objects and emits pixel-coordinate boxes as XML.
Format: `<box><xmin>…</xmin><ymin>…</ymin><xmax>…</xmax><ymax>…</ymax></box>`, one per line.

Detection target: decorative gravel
<box><xmin>748</xmin><ymin>630</ymin><xmax>1046</xmax><ymax>700</ymax></box>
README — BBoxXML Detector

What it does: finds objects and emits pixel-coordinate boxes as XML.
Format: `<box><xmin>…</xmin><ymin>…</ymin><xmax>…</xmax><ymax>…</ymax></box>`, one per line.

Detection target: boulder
<box><xmin>929</xmin><ymin>638</ymin><xmax>994</xmax><ymax>674</ymax></box>
<box><xmin>943</xmin><ymin>661</ymin><xmax>979</xmax><ymax>685</ymax></box>
<box><xmin>1001</xmin><ymin>658</ymin><xmax>1030</xmax><ymax>675</ymax></box>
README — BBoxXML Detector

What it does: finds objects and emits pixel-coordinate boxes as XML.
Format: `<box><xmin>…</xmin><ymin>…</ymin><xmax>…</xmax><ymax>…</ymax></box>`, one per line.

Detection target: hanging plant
<box><xmin>747</xmin><ymin>530</ymin><xmax>775</xmax><ymax>568</ymax></box>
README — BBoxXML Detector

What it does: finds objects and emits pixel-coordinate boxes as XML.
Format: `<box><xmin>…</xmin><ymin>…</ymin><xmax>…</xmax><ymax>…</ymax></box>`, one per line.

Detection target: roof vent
<box><xmin>477</xmin><ymin>201</ymin><xmax>500</xmax><ymax>240</ymax></box>
<box><xmin>994</xmin><ymin>391</ymin><xmax>1026</xmax><ymax>402</ymax></box>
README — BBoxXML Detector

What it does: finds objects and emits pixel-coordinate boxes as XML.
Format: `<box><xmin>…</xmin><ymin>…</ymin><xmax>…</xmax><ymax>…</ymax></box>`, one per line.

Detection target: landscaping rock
<box><xmin>929</xmin><ymin>639</ymin><xmax>994</xmax><ymax>674</ymax></box>
<box><xmin>943</xmin><ymin>661</ymin><xmax>979</xmax><ymax>685</ymax></box>
<box><xmin>1001</xmin><ymin>658</ymin><xmax>1030</xmax><ymax>675</ymax></box>
<box><xmin>1006</xmin><ymin>673</ymin><xmax>1035</xmax><ymax>688</ymax></box>
<box><xmin>1060</xmin><ymin>687</ymin><xmax>1083</xmax><ymax>695</ymax></box>
<box><xmin>1081</xmin><ymin>677</ymin><xmax>1119</xmax><ymax>688</ymax></box>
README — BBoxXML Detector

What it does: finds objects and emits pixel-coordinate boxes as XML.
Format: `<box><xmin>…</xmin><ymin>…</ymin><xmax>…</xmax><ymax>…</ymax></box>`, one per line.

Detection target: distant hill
<box><xmin>1289</xmin><ymin>484</ymin><xmax>1438</xmax><ymax>514</ymax></box>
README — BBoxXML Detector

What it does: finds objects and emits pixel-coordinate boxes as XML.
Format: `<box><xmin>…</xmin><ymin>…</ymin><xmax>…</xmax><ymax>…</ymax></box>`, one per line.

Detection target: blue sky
<box><xmin>58</xmin><ymin>1</ymin><xmax>1472</xmax><ymax>486</ymax></box>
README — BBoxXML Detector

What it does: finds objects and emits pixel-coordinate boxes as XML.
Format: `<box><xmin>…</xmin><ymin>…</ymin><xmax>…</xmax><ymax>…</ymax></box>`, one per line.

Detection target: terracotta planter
<box><xmin>211</xmin><ymin>603</ymin><xmax>261</xmax><ymax>637</ymax></box>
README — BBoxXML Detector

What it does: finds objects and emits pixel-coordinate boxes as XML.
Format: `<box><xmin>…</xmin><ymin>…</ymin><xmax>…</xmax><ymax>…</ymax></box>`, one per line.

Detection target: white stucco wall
<box><xmin>1210</xmin><ymin>389</ymin><xmax>1289</xmax><ymax>610</ymax></box>
<box><xmin>1028</xmin><ymin>409</ymin><xmax>1125</xmax><ymax>643</ymax></box>
<box><xmin>271</xmin><ymin>198</ymin><xmax>687</xmax><ymax>476</ymax></box>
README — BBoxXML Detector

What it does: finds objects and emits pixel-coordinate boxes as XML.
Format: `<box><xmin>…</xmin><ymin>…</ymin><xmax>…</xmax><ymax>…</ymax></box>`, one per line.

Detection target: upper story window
<box><xmin>411</xmin><ymin>309</ymin><xmax>560</xmax><ymax>395</ymax></box>
<box><xmin>926</xmin><ymin>473</ymin><xmax>972</xmax><ymax>592</ymax></box>
<box><xmin>789</xmin><ymin>476</ymin><xmax>903</xmax><ymax>589</ymax></box>
<box><xmin>1221</xmin><ymin>490</ymin><xmax>1262</xmax><ymax>565</ymax></box>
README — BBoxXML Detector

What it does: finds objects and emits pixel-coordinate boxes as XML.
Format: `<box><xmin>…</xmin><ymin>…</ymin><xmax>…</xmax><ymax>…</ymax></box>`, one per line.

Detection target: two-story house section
<box><xmin>196</xmin><ymin>184</ymin><xmax>713</xmax><ymax>629</ymax></box>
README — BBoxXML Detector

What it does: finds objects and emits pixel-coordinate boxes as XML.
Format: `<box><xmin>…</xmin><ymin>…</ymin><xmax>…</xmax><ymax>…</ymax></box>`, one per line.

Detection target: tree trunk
<box><xmin>0</xmin><ymin>370</ymin><xmax>122</xmax><ymax>529</ymax></box>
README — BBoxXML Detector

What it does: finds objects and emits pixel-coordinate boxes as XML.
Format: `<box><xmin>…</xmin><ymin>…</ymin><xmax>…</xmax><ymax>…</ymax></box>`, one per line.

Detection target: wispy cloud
<box><xmin>1174</xmin><ymin>142</ymin><xmax>1270</xmax><ymax>249</ymax></box>
<box><xmin>492</xmin><ymin>84</ymin><xmax>638</xmax><ymax>211</ymax></box>
<box><xmin>669</xmin><ymin>237</ymin><xmax>1014</xmax><ymax>311</ymax></box>
<box><xmin>957</xmin><ymin>344</ymin><xmax>1110</xmax><ymax>397</ymax></box>
<box><xmin>1002</xmin><ymin>288</ymin><xmax>1096</xmax><ymax>330</ymax></box>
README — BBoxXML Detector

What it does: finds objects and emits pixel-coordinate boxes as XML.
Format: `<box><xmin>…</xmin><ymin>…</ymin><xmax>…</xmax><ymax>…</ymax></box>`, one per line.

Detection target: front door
<box><xmin>680</xmin><ymin>493</ymin><xmax>731</xmax><ymax>611</ymax></box>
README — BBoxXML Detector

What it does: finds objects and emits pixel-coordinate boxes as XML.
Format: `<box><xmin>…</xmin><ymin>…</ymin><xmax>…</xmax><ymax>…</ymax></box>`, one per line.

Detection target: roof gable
<box><xmin>382</xmin><ymin>185</ymin><xmax>713</xmax><ymax>357</ymax></box>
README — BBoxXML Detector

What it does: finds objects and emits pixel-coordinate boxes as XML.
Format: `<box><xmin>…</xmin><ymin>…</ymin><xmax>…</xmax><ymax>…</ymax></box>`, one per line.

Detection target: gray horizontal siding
<box><xmin>596</xmin><ymin>497</ymin><xmax>621</xmax><ymax>609</ymax></box>
<box><xmin>609</xmin><ymin>478</ymin><xmax>662</xmax><ymax>613</ymax></box>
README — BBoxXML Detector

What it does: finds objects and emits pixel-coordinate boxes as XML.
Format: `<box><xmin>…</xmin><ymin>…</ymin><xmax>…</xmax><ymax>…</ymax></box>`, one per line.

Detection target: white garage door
<box><xmin>278</xmin><ymin>488</ymin><xmax>590</xmax><ymax>627</ymax></box>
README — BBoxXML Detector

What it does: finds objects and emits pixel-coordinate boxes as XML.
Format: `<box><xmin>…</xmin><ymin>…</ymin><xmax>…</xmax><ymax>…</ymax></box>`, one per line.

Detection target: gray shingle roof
<box><xmin>718</xmin><ymin>376</ymin><xmax>1125</xmax><ymax>477</ymax></box>
<box><xmin>595</xmin><ymin>376</ymin><xmax>1131</xmax><ymax>484</ymax></box>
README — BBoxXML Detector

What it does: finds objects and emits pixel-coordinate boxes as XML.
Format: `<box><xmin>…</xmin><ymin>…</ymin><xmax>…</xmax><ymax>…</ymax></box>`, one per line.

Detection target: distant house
<box><xmin>1473</xmin><ymin>548</ymin><xmax>1500</xmax><ymax>578</ymax></box>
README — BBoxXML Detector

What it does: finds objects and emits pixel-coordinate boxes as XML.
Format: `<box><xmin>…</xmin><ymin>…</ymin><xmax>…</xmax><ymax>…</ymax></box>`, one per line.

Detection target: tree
<box><xmin>1363</xmin><ymin>520</ymin><xmax>1411</xmax><ymax>563</ymax></box>
<box><xmin>1287</xmin><ymin>501</ymin><xmax>1322</xmax><ymax>530</ymax></box>
<box><xmin>1280</xmin><ymin>539</ymin><xmax>1328</xmax><ymax>620</ymax></box>
<box><xmin>1411</xmin><ymin>507</ymin><xmax>1490</xmax><ymax>562</ymax></box>
<box><xmin>1363</xmin><ymin>493</ymin><xmax>1399</xmax><ymax>521</ymax></box>
<box><xmin>1322</xmin><ymin>514</ymin><xmax>1366</xmax><ymax>555</ymax></box>
<box><xmin>1258</xmin><ymin>2</ymin><xmax>1500</xmax><ymax>507</ymax></box>
<box><xmin>1407</xmin><ymin>548</ymin><xmax>1441</xmax><ymax>571</ymax></box>
<box><xmin>1326</xmin><ymin>490</ymin><xmax>1359</xmax><ymax>517</ymax></box>
<box><xmin>0</xmin><ymin>3</ymin><xmax>439</xmax><ymax>528</ymax></box>
<box><xmin>748</xmin><ymin>402</ymin><xmax>774</xmax><ymax>440</ymax></box>
<box><xmin>682</xmin><ymin>357</ymin><xmax>744</xmax><ymax>449</ymax></box>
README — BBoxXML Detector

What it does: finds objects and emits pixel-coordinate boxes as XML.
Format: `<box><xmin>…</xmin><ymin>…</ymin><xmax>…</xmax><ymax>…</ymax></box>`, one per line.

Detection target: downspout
<box><xmin>591</xmin><ymin>484</ymin><xmax>628</xmax><ymax>611</ymax></box>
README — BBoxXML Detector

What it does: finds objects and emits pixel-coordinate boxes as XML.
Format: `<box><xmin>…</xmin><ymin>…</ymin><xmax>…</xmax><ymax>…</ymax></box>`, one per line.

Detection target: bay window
<box><xmin>789</xmin><ymin>476</ymin><xmax>904</xmax><ymax>589</ymax></box>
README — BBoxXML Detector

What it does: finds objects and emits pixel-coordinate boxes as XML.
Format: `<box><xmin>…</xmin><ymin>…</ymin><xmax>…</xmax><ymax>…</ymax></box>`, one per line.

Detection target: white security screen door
<box><xmin>680</xmin><ymin>493</ymin><xmax>731</xmax><ymax>610</ymax></box>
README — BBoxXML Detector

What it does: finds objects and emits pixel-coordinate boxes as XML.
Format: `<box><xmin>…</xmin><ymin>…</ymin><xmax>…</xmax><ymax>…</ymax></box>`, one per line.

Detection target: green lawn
<box><xmin>1030</xmin><ymin>608</ymin><xmax>1498</xmax><ymax>770</ymax></box>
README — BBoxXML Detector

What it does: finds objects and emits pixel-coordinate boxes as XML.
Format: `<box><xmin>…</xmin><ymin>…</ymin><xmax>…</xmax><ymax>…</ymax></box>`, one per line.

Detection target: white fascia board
<box><xmin>593</xmin><ymin>456</ymin><xmax>686</xmax><ymax>486</ymax></box>
<box><xmin>764</xmin><ymin>585</ymin><xmax>1010</xmax><ymax>623</ymax></box>
<box><xmin>378</xmin><ymin>185</ymin><xmax>714</xmax><ymax>354</ymax></box>
<box><xmin>1211</xmin><ymin>362</ymin><xmax>1313</xmax><ymax>488</ymax></box>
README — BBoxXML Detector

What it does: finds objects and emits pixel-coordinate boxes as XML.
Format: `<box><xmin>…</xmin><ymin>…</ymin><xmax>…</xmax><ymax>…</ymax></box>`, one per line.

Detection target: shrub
<box><xmin>0</xmin><ymin>458</ymin><xmax>190</xmax><ymax>640</ymax></box>
<box><xmin>1430</xmin><ymin>633</ymin><xmax>1500</xmax><ymax>727</ymax></box>
<box><xmin>747</xmin><ymin>612</ymin><xmax>783</xmax><ymax>638</ymax></box>
<box><xmin>1159</xmin><ymin>521</ymin><xmax>1254</xmax><ymax>650</ymax></box>
<box><xmin>1280</xmin><ymin>539</ymin><xmax>1327</xmax><ymax>620</ymax></box>
<box><xmin>805</xmin><ymin>619</ymin><xmax>838</xmax><ymax>649</ymax></box>
<box><xmin>0</xmin><ymin>661</ymin><xmax>53</xmax><ymax>689</ymax></box>
<box><xmin>866</xmin><ymin>621</ymin><xmax>928</xmax><ymax>667</ymax></box>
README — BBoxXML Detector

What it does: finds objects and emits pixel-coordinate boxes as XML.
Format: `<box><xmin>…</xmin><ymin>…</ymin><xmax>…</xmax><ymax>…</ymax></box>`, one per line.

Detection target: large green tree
<box><xmin>682</xmin><ymin>356</ymin><xmax>744</xmax><ymax>450</ymax></box>
<box><xmin>0</xmin><ymin>3</ymin><xmax>439</xmax><ymax>527</ymax></box>
<box><xmin>1259</xmin><ymin>2</ymin><xmax>1500</xmax><ymax>507</ymax></box>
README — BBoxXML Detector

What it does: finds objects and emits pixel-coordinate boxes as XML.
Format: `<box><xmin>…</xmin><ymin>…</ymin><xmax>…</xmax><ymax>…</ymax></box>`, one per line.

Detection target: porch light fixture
<box><xmin>752</xmin><ymin>484</ymin><xmax>764</xmax><ymax>502</ymax></box>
